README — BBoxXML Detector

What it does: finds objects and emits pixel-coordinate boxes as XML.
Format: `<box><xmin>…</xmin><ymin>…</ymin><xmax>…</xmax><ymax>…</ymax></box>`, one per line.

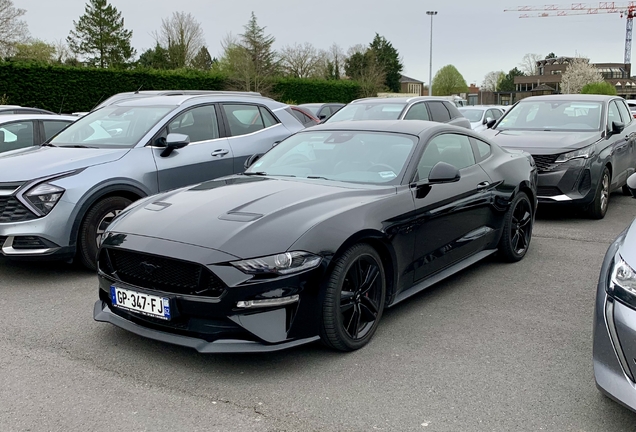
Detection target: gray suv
<box><xmin>0</xmin><ymin>94</ymin><xmax>303</xmax><ymax>269</ymax></box>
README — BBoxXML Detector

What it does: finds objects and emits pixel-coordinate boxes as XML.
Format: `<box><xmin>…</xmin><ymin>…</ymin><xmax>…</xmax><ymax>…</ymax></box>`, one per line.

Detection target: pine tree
<box><xmin>191</xmin><ymin>46</ymin><xmax>213</xmax><ymax>70</ymax></box>
<box><xmin>239</xmin><ymin>12</ymin><xmax>278</xmax><ymax>81</ymax></box>
<box><xmin>67</xmin><ymin>0</ymin><xmax>135</xmax><ymax>68</ymax></box>
<box><xmin>368</xmin><ymin>34</ymin><xmax>403</xmax><ymax>92</ymax></box>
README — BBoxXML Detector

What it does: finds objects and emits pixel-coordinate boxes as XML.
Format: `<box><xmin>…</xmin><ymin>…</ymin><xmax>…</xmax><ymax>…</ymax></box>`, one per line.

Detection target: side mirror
<box><xmin>483</xmin><ymin>117</ymin><xmax>493</xmax><ymax>125</ymax></box>
<box><xmin>244</xmin><ymin>153</ymin><xmax>263</xmax><ymax>170</ymax></box>
<box><xmin>612</xmin><ymin>121</ymin><xmax>625</xmax><ymax>135</ymax></box>
<box><xmin>318</xmin><ymin>114</ymin><xmax>327</xmax><ymax>120</ymax></box>
<box><xmin>627</xmin><ymin>173</ymin><xmax>636</xmax><ymax>198</ymax></box>
<box><xmin>486</xmin><ymin>119</ymin><xmax>497</xmax><ymax>129</ymax></box>
<box><xmin>159</xmin><ymin>133</ymin><xmax>190</xmax><ymax>157</ymax></box>
<box><xmin>428</xmin><ymin>161</ymin><xmax>461</xmax><ymax>184</ymax></box>
<box><xmin>272</xmin><ymin>141</ymin><xmax>281</xmax><ymax>147</ymax></box>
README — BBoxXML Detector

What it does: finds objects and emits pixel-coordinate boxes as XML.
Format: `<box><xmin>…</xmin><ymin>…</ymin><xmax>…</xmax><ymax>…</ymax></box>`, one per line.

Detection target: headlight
<box><xmin>555</xmin><ymin>145</ymin><xmax>594</xmax><ymax>163</ymax></box>
<box><xmin>24</xmin><ymin>183</ymin><xmax>65</xmax><ymax>216</ymax></box>
<box><xmin>608</xmin><ymin>254</ymin><xmax>636</xmax><ymax>308</ymax></box>
<box><xmin>231</xmin><ymin>252</ymin><xmax>322</xmax><ymax>275</ymax></box>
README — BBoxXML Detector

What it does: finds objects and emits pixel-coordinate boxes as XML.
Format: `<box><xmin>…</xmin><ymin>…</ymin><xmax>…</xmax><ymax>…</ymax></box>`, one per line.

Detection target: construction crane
<box><xmin>504</xmin><ymin>2</ymin><xmax>636</xmax><ymax>64</ymax></box>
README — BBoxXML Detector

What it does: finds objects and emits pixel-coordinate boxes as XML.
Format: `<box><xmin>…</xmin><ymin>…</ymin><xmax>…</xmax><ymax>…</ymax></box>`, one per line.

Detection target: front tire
<box><xmin>499</xmin><ymin>192</ymin><xmax>533</xmax><ymax>263</ymax></box>
<box><xmin>587</xmin><ymin>167</ymin><xmax>610</xmax><ymax>220</ymax></box>
<box><xmin>78</xmin><ymin>196</ymin><xmax>132</xmax><ymax>270</ymax></box>
<box><xmin>320</xmin><ymin>244</ymin><xmax>386</xmax><ymax>352</ymax></box>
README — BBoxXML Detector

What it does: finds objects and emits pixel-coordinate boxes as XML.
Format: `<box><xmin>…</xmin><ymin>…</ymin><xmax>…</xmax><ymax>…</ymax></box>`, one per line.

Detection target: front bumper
<box><xmin>536</xmin><ymin>159</ymin><xmax>595</xmax><ymax>205</ymax></box>
<box><xmin>593</xmin><ymin>230</ymin><xmax>636</xmax><ymax>412</ymax></box>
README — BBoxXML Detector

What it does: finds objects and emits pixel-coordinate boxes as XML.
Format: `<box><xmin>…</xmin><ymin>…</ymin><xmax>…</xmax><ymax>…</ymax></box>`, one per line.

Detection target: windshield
<box><xmin>50</xmin><ymin>106</ymin><xmax>174</xmax><ymax>148</ymax></box>
<box><xmin>496</xmin><ymin>100</ymin><xmax>603</xmax><ymax>131</ymax></box>
<box><xmin>458</xmin><ymin>109</ymin><xmax>485</xmax><ymax>122</ymax></box>
<box><xmin>325</xmin><ymin>103</ymin><xmax>406</xmax><ymax>123</ymax></box>
<box><xmin>246</xmin><ymin>131</ymin><xmax>417</xmax><ymax>185</ymax></box>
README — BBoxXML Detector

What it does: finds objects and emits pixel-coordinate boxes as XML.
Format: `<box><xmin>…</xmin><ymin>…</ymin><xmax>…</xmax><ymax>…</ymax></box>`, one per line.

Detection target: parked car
<box><xmin>0</xmin><ymin>94</ymin><xmax>303</xmax><ymax>269</ymax></box>
<box><xmin>627</xmin><ymin>100</ymin><xmax>636</xmax><ymax>119</ymax></box>
<box><xmin>94</xmin><ymin>120</ymin><xmax>537</xmax><ymax>353</ymax></box>
<box><xmin>297</xmin><ymin>103</ymin><xmax>344</xmax><ymax>120</ymax></box>
<box><xmin>0</xmin><ymin>114</ymin><xmax>76</xmax><ymax>153</ymax></box>
<box><xmin>594</xmin><ymin>172</ymin><xmax>636</xmax><ymax>412</ymax></box>
<box><xmin>290</xmin><ymin>105</ymin><xmax>320</xmax><ymax>127</ymax></box>
<box><xmin>324</xmin><ymin>97</ymin><xmax>471</xmax><ymax>129</ymax></box>
<box><xmin>458</xmin><ymin>106</ymin><xmax>505</xmax><ymax>132</ymax></box>
<box><xmin>481</xmin><ymin>94</ymin><xmax>636</xmax><ymax>219</ymax></box>
<box><xmin>0</xmin><ymin>105</ymin><xmax>55</xmax><ymax>115</ymax></box>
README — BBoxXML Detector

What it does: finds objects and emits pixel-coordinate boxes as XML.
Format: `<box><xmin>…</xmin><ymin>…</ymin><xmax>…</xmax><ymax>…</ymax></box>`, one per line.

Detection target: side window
<box><xmin>616</xmin><ymin>100</ymin><xmax>632</xmax><ymax>125</ymax></box>
<box><xmin>404</xmin><ymin>103</ymin><xmax>430</xmax><ymax>121</ymax></box>
<box><xmin>43</xmin><ymin>120</ymin><xmax>71</xmax><ymax>140</ymax></box>
<box><xmin>427</xmin><ymin>101</ymin><xmax>452</xmax><ymax>123</ymax></box>
<box><xmin>416</xmin><ymin>133</ymin><xmax>476</xmax><ymax>180</ymax></box>
<box><xmin>442</xmin><ymin>101</ymin><xmax>462</xmax><ymax>119</ymax></box>
<box><xmin>470</xmin><ymin>137</ymin><xmax>492</xmax><ymax>162</ymax></box>
<box><xmin>260</xmin><ymin>106</ymin><xmax>279</xmax><ymax>128</ymax></box>
<box><xmin>608</xmin><ymin>101</ymin><xmax>622</xmax><ymax>129</ymax></box>
<box><xmin>492</xmin><ymin>109</ymin><xmax>503</xmax><ymax>120</ymax></box>
<box><xmin>0</xmin><ymin>121</ymin><xmax>35</xmax><ymax>149</ymax></box>
<box><xmin>223</xmin><ymin>104</ymin><xmax>273</xmax><ymax>137</ymax></box>
<box><xmin>291</xmin><ymin>109</ymin><xmax>306</xmax><ymax>123</ymax></box>
<box><xmin>168</xmin><ymin>105</ymin><xmax>219</xmax><ymax>143</ymax></box>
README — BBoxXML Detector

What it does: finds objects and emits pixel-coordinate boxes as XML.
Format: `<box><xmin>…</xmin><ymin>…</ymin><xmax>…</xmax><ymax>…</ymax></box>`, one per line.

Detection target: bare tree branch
<box><xmin>519</xmin><ymin>53</ymin><xmax>542</xmax><ymax>76</ymax></box>
<box><xmin>153</xmin><ymin>11</ymin><xmax>205</xmax><ymax>68</ymax></box>
<box><xmin>0</xmin><ymin>0</ymin><xmax>29</xmax><ymax>57</ymax></box>
<box><xmin>279</xmin><ymin>42</ymin><xmax>323</xmax><ymax>78</ymax></box>
<box><xmin>561</xmin><ymin>57</ymin><xmax>604</xmax><ymax>94</ymax></box>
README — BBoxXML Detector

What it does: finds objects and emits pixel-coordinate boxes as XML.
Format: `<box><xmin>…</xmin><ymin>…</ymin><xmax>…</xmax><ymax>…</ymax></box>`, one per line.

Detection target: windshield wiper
<box><xmin>243</xmin><ymin>171</ymin><xmax>268</xmax><ymax>176</ymax></box>
<box><xmin>40</xmin><ymin>142</ymin><xmax>57</xmax><ymax>147</ymax></box>
<box><xmin>58</xmin><ymin>145</ymin><xmax>99</xmax><ymax>149</ymax></box>
<box><xmin>306</xmin><ymin>176</ymin><xmax>330</xmax><ymax>180</ymax></box>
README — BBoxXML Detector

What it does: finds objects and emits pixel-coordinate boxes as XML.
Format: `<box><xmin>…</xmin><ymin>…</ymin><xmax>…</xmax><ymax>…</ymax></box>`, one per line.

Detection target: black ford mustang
<box><xmin>94</xmin><ymin>120</ymin><xmax>538</xmax><ymax>352</ymax></box>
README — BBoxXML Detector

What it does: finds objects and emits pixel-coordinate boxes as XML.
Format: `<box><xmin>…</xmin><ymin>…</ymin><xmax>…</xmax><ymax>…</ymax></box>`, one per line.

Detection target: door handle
<box><xmin>211</xmin><ymin>149</ymin><xmax>230</xmax><ymax>157</ymax></box>
<box><xmin>477</xmin><ymin>181</ymin><xmax>490</xmax><ymax>190</ymax></box>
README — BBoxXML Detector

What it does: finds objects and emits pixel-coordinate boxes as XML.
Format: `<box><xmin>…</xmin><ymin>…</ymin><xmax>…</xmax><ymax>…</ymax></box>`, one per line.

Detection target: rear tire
<box><xmin>587</xmin><ymin>167</ymin><xmax>610</xmax><ymax>220</ymax></box>
<box><xmin>78</xmin><ymin>196</ymin><xmax>132</xmax><ymax>270</ymax></box>
<box><xmin>499</xmin><ymin>192</ymin><xmax>533</xmax><ymax>263</ymax></box>
<box><xmin>320</xmin><ymin>243</ymin><xmax>386</xmax><ymax>352</ymax></box>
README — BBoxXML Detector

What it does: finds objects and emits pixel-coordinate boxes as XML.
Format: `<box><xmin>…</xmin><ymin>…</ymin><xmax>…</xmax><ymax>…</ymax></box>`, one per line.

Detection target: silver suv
<box><xmin>0</xmin><ymin>94</ymin><xmax>303</xmax><ymax>269</ymax></box>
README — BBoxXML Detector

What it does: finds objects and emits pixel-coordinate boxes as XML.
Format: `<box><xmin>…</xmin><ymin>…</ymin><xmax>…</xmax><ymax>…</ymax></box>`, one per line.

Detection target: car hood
<box><xmin>107</xmin><ymin>176</ymin><xmax>394</xmax><ymax>260</ymax></box>
<box><xmin>0</xmin><ymin>146</ymin><xmax>128</xmax><ymax>182</ymax></box>
<box><xmin>481</xmin><ymin>129</ymin><xmax>601</xmax><ymax>155</ymax></box>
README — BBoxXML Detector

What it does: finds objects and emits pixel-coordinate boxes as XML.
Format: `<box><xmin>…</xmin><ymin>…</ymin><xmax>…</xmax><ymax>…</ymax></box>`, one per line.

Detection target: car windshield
<box><xmin>49</xmin><ymin>106</ymin><xmax>173</xmax><ymax>148</ymax></box>
<box><xmin>496</xmin><ymin>100</ymin><xmax>603</xmax><ymax>131</ymax></box>
<box><xmin>245</xmin><ymin>130</ymin><xmax>417</xmax><ymax>185</ymax></box>
<box><xmin>458</xmin><ymin>109</ymin><xmax>485</xmax><ymax>122</ymax></box>
<box><xmin>326</xmin><ymin>103</ymin><xmax>406</xmax><ymax>123</ymax></box>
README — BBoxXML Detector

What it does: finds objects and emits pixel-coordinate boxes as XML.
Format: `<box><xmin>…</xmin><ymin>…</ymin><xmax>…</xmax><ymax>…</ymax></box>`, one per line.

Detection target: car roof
<box><xmin>303</xmin><ymin>119</ymin><xmax>452</xmax><ymax>135</ymax></box>
<box><xmin>0</xmin><ymin>114</ymin><xmax>77</xmax><ymax>122</ymax></box>
<box><xmin>110</xmin><ymin>94</ymin><xmax>288</xmax><ymax>109</ymax></box>
<box><xmin>349</xmin><ymin>96</ymin><xmax>454</xmax><ymax>104</ymax></box>
<box><xmin>521</xmin><ymin>94</ymin><xmax>619</xmax><ymax>102</ymax></box>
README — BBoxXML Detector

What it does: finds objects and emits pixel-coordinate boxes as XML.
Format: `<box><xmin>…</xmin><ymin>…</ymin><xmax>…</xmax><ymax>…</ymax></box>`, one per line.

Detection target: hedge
<box><xmin>0</xmin><ymin>62</ymin><xmax>361</xmax><ymax>112</ymax></box>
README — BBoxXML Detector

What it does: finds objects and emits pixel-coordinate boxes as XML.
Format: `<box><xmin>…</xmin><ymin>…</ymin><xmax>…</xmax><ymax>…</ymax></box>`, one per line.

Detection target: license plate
<box><xmin>110</xmin><ymin>286</ymin><xmax>171</xmax><ymax>320</ymax></box>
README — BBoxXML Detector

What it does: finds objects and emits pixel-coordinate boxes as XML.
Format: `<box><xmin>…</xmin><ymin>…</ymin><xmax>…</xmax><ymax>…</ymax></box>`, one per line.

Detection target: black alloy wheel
<box><xmin>78</xmin><ymin>196</ymin><xmax>132</xmax><ymax>270</ymax></box>
<box><xmin>499</xmin><ymin>192</ymin><xmax>533</xmax><ymax>263</ymax></box>
<box><xmin>321</xmin><ymin>243</ymin><xmax>386</xmax><ymax>351</ymax></box>
<box><xmin>587</xmin><ymin>167</ymin><xmax>610</xmax><ymax>219</ymax></box>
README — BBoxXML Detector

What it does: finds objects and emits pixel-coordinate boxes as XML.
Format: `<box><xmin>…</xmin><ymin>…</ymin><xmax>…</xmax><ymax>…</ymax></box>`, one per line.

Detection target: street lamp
<box><xmin>426</xmin><ymin>11</ymin><xmax>438</xmax><ymax>96</ymax></box>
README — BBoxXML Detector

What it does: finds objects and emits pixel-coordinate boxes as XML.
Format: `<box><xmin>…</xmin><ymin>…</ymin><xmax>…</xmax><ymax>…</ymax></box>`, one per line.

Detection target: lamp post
<box><xmin>426</xmin><ymin>11</ymin><xmax>438</xmax><ymax>96</ymax></box>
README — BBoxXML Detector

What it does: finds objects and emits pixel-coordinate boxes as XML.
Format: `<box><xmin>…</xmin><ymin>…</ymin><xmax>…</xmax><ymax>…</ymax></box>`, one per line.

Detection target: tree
<box><xmin>498</xmin><ymin>67</ymin><xmax>525</xmax><ymax>92</ymax></box>
<box><xmin>545</xmin><ymin>52</ymin><xmax>557</xmax><ymax>59</ymax></box>
<box><xmin>137</xmin><ymin>43</ymin><xmax>171</xmax><ymax>69</ymax></box>
<box><xmin>581</xmin><ymin>81</ymin><xmax>617</xmax><ymax>96</ymax></box>
<box><xmin>279</xmin><ymin>42</ymin><xmax>323</xmax><ymax>78</ymax></box>
<box><xmin>52</xmin><ymin>39</ymin><xmax>73</xmax><ymax>64</ymax></box>
<box><xmin>318</xmin><ymin>43</ymin><xmax>346</xmax><ymax>80</ymax></box>
<box><xmin>519</xmin><ymin>53</ymin><xmax>542</xmax><ymax>75</ymax></box>
<box><xmin>191</xmin><ymin>46</ymin><xmax>214</xmax><ymax>70</ymax></box>
<box><xmin>431</xmin><ymin>65</ymin><xmax>468</xmax><ymax>96</ymax></box>
<box><xmin>153</xmin><ymin>11</ymin><xmax>205</xmax><ymax>69</ymax></box>
<box><xmin>67</xmin><ymin>0</ymin><xmax>135</xmax><ymax>68</ymax></box>
<box><xmin>12</xmin><ymin>39</ymin><xmax>56</xmax><ymax>63</ymax></box>
<box><xmin>482</xmin><ymin>71</ymin><xmax>505</xmax><ymax>92</ymax></box>
<box><xmin>561</xmin><ymin>57</ymin><xmax>604</xmax><ymax>94</ymax></box>
<box><xmin>0</xmin><ymin>0</ymin><xmax>29</xmax><ymax>57</ymax></box>
<box><xmin>368</xmin><ymin>34</ymin><xmax>404</xmax><ymax>92</ymax></box>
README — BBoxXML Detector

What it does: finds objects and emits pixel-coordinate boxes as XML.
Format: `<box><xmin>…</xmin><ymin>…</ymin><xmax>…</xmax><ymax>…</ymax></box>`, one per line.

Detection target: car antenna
<box><xmin>58</xmin><ymin>95</ymin><xmax>65</xmax><ymax>115</ymax></box>
<box><xmin>89</xmin><ymin>94</ymin><xmax>105</xmax><ymax>112</ymax></box>
<box><xmin>134</xmin><ymin>84</ymin><xmax>143</xmax><ymax>94</ymax></box>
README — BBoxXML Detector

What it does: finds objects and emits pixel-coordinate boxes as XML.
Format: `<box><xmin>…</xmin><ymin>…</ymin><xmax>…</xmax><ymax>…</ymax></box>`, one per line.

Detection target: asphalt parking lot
<box><xmin>3</xmin><ymin>195</ymin><xmax>636</xmax><ymax>432</ymax></box>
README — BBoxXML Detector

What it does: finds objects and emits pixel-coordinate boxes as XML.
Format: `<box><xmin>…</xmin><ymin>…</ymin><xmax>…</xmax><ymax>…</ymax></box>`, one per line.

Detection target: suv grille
<box><xmin>0</xmin><ymin>197</ymin><xmax>37</xmax><ymax>223</ymax></box>
<box><xmin>101</xmin><ymin>249</ymin><xmax>226</xmax><ymax>298</ymax></box>
<box><xmin>531</xmin><ymin>154</ymin><xmax>560</xmax><ymax>172</ymax></box>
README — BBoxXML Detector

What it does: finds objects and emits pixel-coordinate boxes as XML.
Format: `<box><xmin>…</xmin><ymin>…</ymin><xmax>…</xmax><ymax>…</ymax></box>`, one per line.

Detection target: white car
<box><xmin>627</xmin><ymin>100</ymin><xmax>636</xmax><ymax>119</ymax></box>
<box><xmin>458</xmin><ymin>106</ymin><xmax>505</xmax><ymax>132</ymax></box>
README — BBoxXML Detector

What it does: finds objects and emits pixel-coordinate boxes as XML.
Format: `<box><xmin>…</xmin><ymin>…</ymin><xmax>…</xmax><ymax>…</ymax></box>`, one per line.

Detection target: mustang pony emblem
<box><xmin>140</xmin><ymin>261</ymin><xmax>160</xmax><ymax>275</ymax></box>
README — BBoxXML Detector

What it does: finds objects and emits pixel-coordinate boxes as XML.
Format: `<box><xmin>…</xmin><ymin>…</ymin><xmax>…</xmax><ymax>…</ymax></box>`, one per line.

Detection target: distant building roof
<box><xmin>533</xmin><ymin>84</ymin><xmax>556</xmax><ymax>92</ymax></box>
<box><xmin>400</xmin><ymin>75</ymin><xmax>424</xmax><ymax>84</ymax></box>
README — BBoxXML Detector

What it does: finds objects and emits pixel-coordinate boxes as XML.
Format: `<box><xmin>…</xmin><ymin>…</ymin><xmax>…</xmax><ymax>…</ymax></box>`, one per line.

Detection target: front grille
<box><xmin>531</xmin><ymin>154</ymin><xmax>560</xmax><ymax>172</ymax></box>
<box><xmin>0</xmin><ymin>197</ymin><xmax>37</xmax><ymax>223</ymax></box>
<box><xmin>101</xmin><ymin>249</ymin><xmax>226</xmax><ymax>298</ymax></box>
<box><xmin>0</xmin><ymin>236</ymin><xmax>6</xmax><ymax>247</ymax></box>
<box><xmin>537</xmin><ymin>186</ymin><xmax>562</xmax><ymax>197</ymax></box>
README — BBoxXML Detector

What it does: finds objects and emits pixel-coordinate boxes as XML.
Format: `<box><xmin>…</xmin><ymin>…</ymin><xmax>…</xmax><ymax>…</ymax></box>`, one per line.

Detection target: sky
<box><xmin>16</xmin><ymin>0</ymin><xmax>633</xmax><ymax>86</ymax></box>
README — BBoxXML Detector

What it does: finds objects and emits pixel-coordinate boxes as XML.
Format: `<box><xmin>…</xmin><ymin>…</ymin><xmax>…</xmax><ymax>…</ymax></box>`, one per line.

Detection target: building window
<box><xmin>539</xmin><ymin>67</ymin><xmax>544</xmax><ymax>76</ymax></box>
<box><xmin>551</xmin><ymin>70</ymin><xmax>562</xmax><ymax>75</ymax></box>
<box><xmin>407</xmin><ymin>83</ymin><xmax>421</xmax><ymax>94</ymax></box>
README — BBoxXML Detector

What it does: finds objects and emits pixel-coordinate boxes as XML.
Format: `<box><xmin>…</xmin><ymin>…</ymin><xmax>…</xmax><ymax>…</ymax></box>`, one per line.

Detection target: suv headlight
<box><xmin>555</xmin><ymin>145</ymin><xmax>594</xmax><ymax>163</ymax></box>
<box><xmin>231</xmin><ymin>252</ymin><xmax>322</xmax><ymax>275</ymax></box>
<box><xmin>24</xmin><ymin>183</ymin><xmax>65</xmax><ymax>216</ymax></box>
<box><xmin>608</xmin><ymin>254</ymin><xmax>636</xmax><ymax>309</ymax></box>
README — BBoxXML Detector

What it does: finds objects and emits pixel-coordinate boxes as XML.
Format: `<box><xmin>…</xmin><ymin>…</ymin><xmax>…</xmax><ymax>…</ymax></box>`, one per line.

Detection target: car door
<box><xmin>0</xmin><ymin>120</ymin><xmax>36</xmax><ymax>153</ymax></box>
<box><xmin>616</xmin><ymin>99</ymin><xmax>636</xmax><ymax>181</ymax></box>
<box><xmin>152</xmin><ymin>104</ymin><xmax>234</xmax><ymax>191</ymax></box>
<box><xmin>220</xmin><ymin>103</ymin><xmax>292</xmax><ymax>172</ymax></box>
<box><xmin>608</xmin><ymin>100</ymin><xmax>631</xmax><ymax>187</ymax></box>
<box><xmin>403</xmin><ymin>102</ymin><xmax>431</xmax><ymax>121</ymax></box>
<box><xmin>411</xmin><ymin>132</ymin><xmax>493</xmax><ymax>281</ymax></box>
